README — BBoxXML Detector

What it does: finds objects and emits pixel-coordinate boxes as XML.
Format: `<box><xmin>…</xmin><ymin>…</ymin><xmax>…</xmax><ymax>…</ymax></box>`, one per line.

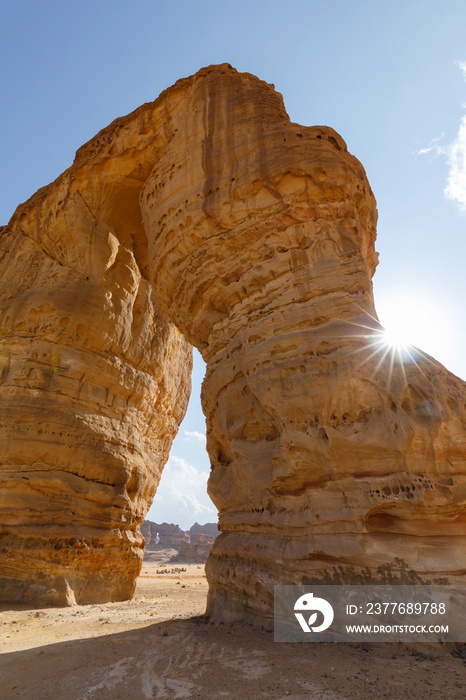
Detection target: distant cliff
<box><xmin>142</xmin><ymin>519</ymin><xmax>219</xmax><ymax>562</ymax></box>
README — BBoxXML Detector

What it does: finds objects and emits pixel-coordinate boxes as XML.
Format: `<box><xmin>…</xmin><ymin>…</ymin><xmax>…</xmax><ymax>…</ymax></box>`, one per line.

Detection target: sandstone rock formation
<box><xmin>189</xmin><ymin>522</ymin><xmax>219</xmax><ymax>540</ymax></box>
<box><xmin>141</xmin><ymin>519</ymin><xmax>217</xmax><ymax>561</ymax></box>
<box><xmin>140</xmin><ymin>521</ymin><xmax>152</xmax><ymax>546</ymax></box>
<box><xmin>0</xmin><ymin>92</ymin><xmax>194</xmax><ymax>603</ymax></box>
<box><xmin>174</xmin><ymin>533</ymin><xmax>215</xmax><ymax>564</ymax></box>
<box><xmin>142</xmin><ymin>521</ymin><xmax>190</xmax><ymax>548</ymax></box>
<box><xmin>1</xmin><ymin>64</ymin><xmax>465</xmax><ymax>620</ymax></box>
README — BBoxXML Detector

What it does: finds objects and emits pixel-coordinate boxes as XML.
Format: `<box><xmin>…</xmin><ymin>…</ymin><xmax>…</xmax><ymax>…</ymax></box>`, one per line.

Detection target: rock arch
<box><xmin>1</xmin><ymin>64</ymin><xmax>465</xmax><ymax>622</ymax></box>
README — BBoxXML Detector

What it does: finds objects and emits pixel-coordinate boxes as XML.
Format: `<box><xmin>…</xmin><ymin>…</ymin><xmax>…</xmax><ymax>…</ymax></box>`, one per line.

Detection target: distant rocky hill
<box><xmin>141</xmin><ymin>520</ymin><xmax>219</xmax><ymax>562</ymax></box>
<box><xmin>141</xmin><ymin>521</ymin><xmax>189</xmax><ymax>547</ymax></box>
<box><xmin>189</xmin><ymin>522</ymin><xmax>219</xmax><ymax>538</ymax></box>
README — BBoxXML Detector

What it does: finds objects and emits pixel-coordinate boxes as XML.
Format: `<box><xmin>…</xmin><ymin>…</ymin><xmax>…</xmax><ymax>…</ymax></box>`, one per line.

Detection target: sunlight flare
<box><xmin>375</xmin><ymin>292</ymin><xmax>454</xmax><ymax>364</ymax></box>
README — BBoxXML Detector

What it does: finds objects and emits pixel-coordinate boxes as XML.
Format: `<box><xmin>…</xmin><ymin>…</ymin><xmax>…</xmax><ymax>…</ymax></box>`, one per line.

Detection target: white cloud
<box><xmin>417</xmin><ymin>62</ymin><xmax>466</xmax><ymax>211</ymax></box>
<box><xmin>147</xmin><ymin>455</ymin><xmax>216</xmax><ymax>530</ymax></box>
<box><xmin>183</xmin><ymin>430</ymin><xmax>207</xmax><ymax>444</ymax></box>
<box><xmin>417</xmin><ymin>146</ymin><xmax>435</xmax><ymax>155</ymax></box>
<box><xmin>415</xmin><ymin>133</ymin><xmax>446</xmax><ymax>157</ymax></box>
<box><xmin>444</xmin><ymin>115</ymin><xmax>466</xmax><ymax>209</ymax></box>
<box><xmin>456</xmin><ymin>60</ymin><xmax>466</xmax><ymax>81</ymax></box>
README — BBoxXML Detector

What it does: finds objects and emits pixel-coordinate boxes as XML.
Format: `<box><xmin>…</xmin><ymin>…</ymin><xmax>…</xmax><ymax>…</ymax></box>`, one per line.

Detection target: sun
<box><xmin>374</xmin><ymin>291</ymin><xmax>454</xmax><ymax>363</ymax></box>
<box><xmin>379</xmin><ymin>325</ymin><xmax>410</xmax><ymax>352</ymax></box>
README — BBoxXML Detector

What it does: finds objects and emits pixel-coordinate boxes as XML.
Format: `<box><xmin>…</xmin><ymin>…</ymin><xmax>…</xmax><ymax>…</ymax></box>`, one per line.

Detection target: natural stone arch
<box><xmin>1</xmin><ymin>65</ymin><xmax>465</xmax><ymax>623</ymax></box>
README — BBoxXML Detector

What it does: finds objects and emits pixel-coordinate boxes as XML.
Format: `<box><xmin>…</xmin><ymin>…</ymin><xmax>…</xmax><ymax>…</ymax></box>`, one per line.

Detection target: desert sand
<box><xmin>1</xmin><ymin>549</ymin><xmax>465</xmax><ymax>700</ymax></box>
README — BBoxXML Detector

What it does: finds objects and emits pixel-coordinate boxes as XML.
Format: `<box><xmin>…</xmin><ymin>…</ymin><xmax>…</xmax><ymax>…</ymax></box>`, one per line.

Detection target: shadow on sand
<box><xmin>2</xmin><ymin>613</ymin><xmax>465</xmax><ymax>700</ymax></box>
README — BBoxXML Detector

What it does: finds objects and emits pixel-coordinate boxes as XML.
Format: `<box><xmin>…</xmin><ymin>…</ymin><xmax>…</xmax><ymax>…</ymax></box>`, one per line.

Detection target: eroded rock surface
<box><xmin>1</xmin><ymin>64</ymin><xmax>465</xmax><ymax>618</ymax></box>
<box><xmin>0</xmin><ymin>100</ymin><xmax>193</xmax><ymax>604</ymax></box>
<box><xmin>174</xmin><ymin>533</ymin><xmax>216</xmax><ymax>564</ymax></box>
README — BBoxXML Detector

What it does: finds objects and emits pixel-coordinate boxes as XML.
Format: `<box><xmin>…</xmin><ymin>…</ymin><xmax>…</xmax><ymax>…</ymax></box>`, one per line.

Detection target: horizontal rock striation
<box><xmin>1</xmin><ymin>64</ymin><xmax>465</xmax><ymax>618</ymax></box>
<box><xmin>139</xmin><ymin>65</ymin><xmax>466</xmax><ymax>623</ymax></box>
<box><xmin>0</xmin><ymin>99</ymin><xmax>193</xmax><ymax>604</ymax></box>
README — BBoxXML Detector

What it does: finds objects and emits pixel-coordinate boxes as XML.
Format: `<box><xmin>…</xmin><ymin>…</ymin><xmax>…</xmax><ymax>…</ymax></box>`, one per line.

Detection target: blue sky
<box><xmin>2</xmin><ymin>1</ymin><xmax>466</xmax><ymax>529</ymax></box>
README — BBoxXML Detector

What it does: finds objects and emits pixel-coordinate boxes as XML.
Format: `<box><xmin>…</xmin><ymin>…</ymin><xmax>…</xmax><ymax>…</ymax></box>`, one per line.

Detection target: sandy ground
<box><xmin>1</xmin><ymin>550</ymin><xmax>465</xmax><ymax>700</ymax></box>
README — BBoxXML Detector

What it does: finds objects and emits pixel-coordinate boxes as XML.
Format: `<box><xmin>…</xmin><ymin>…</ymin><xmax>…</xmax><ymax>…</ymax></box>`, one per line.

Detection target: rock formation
<box><xmin>142</xmin><ymin>521</ymin><xmax>190</xmax><ymax>548</ymax></box>
<box><xmin>140</xmin><ymin>521</ymin><xmax>152</xmax><ymax>546</ymax></box>
<box><xmin>0</xmin><ymin>87</ymin><xmax>194</xmax><ymax>603</ymax></box>
<box><xmin>1</xmin><ymin>64</ymin><xmax>465</xmax><ymax>620</ymax></box>
<box><xmin>189</xmin><ymin>522</ymin><xmax>219</xmax><ymax>539</ymax></box>
<box><xmin>141</xmin><ymin>519</ymin><xmax>217</xmax><ymax>561</ymax></box>
<box><xmin>174</xmin><ymin>533</ymin><xmax>216</xmax><ymax>564</ymax></box>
